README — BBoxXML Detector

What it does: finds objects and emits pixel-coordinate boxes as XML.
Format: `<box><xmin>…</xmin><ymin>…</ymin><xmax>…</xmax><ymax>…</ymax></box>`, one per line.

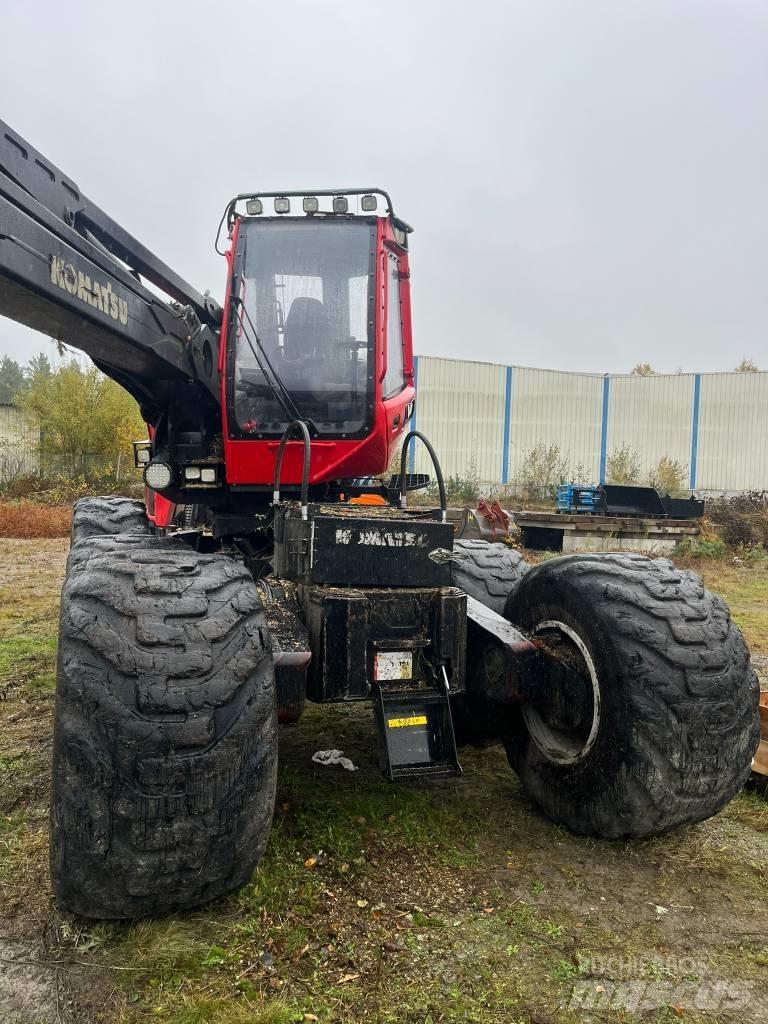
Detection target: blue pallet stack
<box><xmin>556</xmin><ymin>484</ymin><xmax>603</xmax><ymax>514</ymax></box>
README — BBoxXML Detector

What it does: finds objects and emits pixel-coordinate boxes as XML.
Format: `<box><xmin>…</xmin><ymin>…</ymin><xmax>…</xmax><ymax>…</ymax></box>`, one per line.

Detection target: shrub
<box><xmin>706</xmin><ymin>493</ymin><xmax>768</xmax><ymax>549</ymax></box>
<box><xmin>738</xmin><ymin>545</ymin><xmax>768</xmax><ymax>564</ymax></box>
<box><xmin>674</xmin><ymin>536</ymin><xmax>727</xmax><ymax>560</ymax></box>
<box><xmin>648</xmin><ymin>456</ymin><xmax>688</xmax><ymax>495</ymax></box>
<box><xmin>519</xmin><ymin>442</ymin><xmax>570</xmax><ymax>501</ymax></box>
<box><xmin>606</xmin><ymin>444</ymin><xmax>640</xmax><ymax>485</ymax></box>
<box><xmin>719</xmin><ymin>513</ymin><xmax>762</xmax><ymax>549</ymax></box>
<box><xmin>570</xmin><ymin>462</ymin><xmax>592</xmax><ymax>486</ymax></box>
<box><xmin>0</xmin><ymin>474</ymin><xmax>142</xmax><ymax>505</ymax></box>
<box><xmin>445</xmin><ymin>456</ymin><xmax>481</xmax><ymax>504</ymax></box>
<box><xmin>0</xmin><ymin>501</ymin><xmax>71</xmax><ymax>538</ymax></box>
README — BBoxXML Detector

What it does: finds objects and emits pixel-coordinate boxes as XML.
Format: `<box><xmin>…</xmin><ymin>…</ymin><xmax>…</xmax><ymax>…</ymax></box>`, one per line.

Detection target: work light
<box><xmin>332</xmin><ymin>196</ymin><xmax>348</xmax><ymax>213</ymax></box>
<box><xmin>274</xmin><ymin>197</ymin><xmax>290</xmax><ymax>214</ymax></box>
<box><xmin>361</xmin><ymin>194</ymin><xmax>377</xmax><ymax>212</ymax></box>
<box><xmin>245</xmin><ymin>199</ymin><xmax>263</xmax><ymax>215</ymax></box>
<box><xmin>144</xmin><ymin>461</ymin><xmax>173</xmax><ymax>490</ymax></box>
<box><xmin>303</xmin><ymin>196</ymin><xmax>319</xmax><ymax>213</ymax></box>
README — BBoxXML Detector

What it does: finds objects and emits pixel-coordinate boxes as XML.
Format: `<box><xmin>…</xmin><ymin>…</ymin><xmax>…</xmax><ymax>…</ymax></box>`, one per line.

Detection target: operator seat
<box><xmin>283</xmin><ymin>297</ymin><xmax>332</xmax><ymax>361</ymax></box>
<box><xmin>283</xmin><ymin>296</ymin><xmax>351</xmax><ymax>419</ymax></box>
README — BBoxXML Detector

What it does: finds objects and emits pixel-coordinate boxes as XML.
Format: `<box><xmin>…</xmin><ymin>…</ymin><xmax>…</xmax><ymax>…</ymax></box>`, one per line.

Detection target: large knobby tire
<box><xmin>504</xmin><ymin>552</ymin><xmax>760</xmax><ymax>838</ymax></box>
<box><xmin>450</xmin><ymin>539</ymin><xmax>530</xmax><ymax>745</ymax></box>
<box><xmin>451</xmin><ymin>539</ymin><xmax>530</xmax><ymax>615</ymax></box>
<box><xmin>50</xmin><ymin>537</ymin><xmax>277</xmax><ymax>919</ymax></box>
<box><xmin>70</xmin><ymin>495</ymin><xmax>151</xmax><ymax>546</ymax></box>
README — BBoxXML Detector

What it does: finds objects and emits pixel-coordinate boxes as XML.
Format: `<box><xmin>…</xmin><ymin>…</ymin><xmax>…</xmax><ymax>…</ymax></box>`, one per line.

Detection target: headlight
<box><xmin>200</xmin><ymin>468</ymin><xmax>217</xmax><ymax>483</ymax></box>
<box><xmin>144</xmin><ymin>461</ymin><xmax>173</xmax><ymax>490</ymax></box>
<box><xmin>184</xmin><ymin>466</ymin><xmax>201</xmax><ymax>481</ymax></box>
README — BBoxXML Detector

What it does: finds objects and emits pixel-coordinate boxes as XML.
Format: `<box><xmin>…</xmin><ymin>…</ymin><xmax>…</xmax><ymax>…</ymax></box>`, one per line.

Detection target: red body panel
<box><xmin>145</xmin><ymin>489</ymin><xmax>175</xmax><ymax>528</ymax></box>
<box><xmin>220</xmin><ymin>215</ymin><xmax>415</xmax><ymax>487</ymax></box>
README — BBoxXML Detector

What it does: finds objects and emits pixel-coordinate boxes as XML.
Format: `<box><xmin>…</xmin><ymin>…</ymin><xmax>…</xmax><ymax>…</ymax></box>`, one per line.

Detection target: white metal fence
<box><xmin>408</xmin><ymin>358</ymin><xmax>768</xmax><ymax>494</ymax></box>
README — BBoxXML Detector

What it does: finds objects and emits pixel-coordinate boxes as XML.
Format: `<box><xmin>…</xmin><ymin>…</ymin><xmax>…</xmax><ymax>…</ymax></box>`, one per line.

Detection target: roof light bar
<box><xmin>220</xmin><ymin>190</ymin><xmax>414</xmax><ymax>249</ymax></box>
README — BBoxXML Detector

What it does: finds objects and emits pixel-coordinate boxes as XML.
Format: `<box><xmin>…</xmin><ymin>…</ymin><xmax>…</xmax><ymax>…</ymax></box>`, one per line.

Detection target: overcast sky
<box><xmin>1</xmin><ymin>0</ymin><xmax>766</xmax><ymax>374</ymax></box>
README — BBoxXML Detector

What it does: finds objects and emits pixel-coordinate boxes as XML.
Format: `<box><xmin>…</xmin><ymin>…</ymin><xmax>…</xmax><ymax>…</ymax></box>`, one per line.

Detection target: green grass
<box><xmin>0</xmin><ymin>633</ymin><xmax>57</xmax><ymax>682</ymax></box>
<box><xmin>0</xmin><ymin>809</ymin><xmax>27</xmax><ymax>837</ymax></box>
<box><xmin>131</xmin><ymin>995</ymin><xmax>297</xmax><ymax>1024</ymax></box>
<box><xmin>0</xmin><ymin>537</ymin><xmax>61</xmax><ymax>696</ymax></box>
<box><xmin>674</xmin><ymin>536</ymin><xmax>728</xmax><ymax>559</ymax></box>
<box><xmin>690</xmin><ymin>560</ymin><xmax>768</xmax><ymax>653</ymax></box>
<box><xmin>0</xmin><ymin>748</ymin><xmax>31</xmax><ymax>776</ymax></box>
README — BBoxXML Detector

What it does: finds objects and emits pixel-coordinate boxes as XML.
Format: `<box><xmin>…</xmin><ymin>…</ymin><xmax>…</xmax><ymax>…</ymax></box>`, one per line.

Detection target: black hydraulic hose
<box><xmin>399</xmin><ymin>430</ymin><xmax>447</xmax><ymax>521</ymax></box>
<box><xmin>273</xmin><ymin>419</ymin><xmax>312</xmax><ymax>519</ymax></box>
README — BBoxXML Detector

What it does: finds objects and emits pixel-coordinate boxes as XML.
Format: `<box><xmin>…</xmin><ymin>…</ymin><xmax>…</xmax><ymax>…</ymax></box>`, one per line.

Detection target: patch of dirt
<box><xmin>0</xmin><ymin>938</ymin><xmax>59</xmax><ymax>1024</ymax></box>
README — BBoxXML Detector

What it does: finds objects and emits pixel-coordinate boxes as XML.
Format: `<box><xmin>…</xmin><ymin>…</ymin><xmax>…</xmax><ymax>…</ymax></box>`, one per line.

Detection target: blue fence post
<box><xmin>689</xmin><ymin>374</ymin><xmax>701</xmax><ymax>490</ymax></box>
<box><xmin>501</xmin><ymin>366</ymin><xmax>513</xmax><ymax>484</ymax></box>
<box><xmin>409</xmin><ymin>356</ymin><xmax>419</xmax><ymax>474</ymax></box>
<box><xmin>598</xmin><ymin>376</ymin><xmax>610</xmax><ymax>484</ymax></box>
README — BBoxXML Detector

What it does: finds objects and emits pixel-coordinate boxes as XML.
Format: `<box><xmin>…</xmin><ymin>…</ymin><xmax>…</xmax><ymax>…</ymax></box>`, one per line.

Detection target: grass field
<box><xmin>1</xmin><ymin>539</ymin><xmax>767</xmax><ymax>1023</ymax></box>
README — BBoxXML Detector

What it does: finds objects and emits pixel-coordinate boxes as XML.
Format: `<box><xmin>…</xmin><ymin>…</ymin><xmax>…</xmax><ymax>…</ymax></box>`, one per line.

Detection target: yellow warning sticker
<box><xmin>387</xmin><ymin>715</ymin><xmax>428</xmax><ymax>729</ymax></box>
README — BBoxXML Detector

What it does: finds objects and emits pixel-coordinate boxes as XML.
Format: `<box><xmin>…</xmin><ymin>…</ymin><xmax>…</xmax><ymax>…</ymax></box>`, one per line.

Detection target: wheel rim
<box><xmin>522</xmin><ymin>619</ymin><xmax>601</xmax><ymax>765</ymax></box>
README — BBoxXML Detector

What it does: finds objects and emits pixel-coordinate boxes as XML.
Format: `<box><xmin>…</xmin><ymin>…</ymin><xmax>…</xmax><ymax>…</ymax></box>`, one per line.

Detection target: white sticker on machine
<box><xmin>374</xmin><ymin>651</ymin><xmax>413</xmax><ymax>681</ymax></box>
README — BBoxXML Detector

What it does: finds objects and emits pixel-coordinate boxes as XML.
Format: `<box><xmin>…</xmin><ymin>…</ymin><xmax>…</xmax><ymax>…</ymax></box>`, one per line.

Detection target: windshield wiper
<box><xmin>231</xmin><ymin>294</ymin><xmax>308</xmax><ymax>428</ymax></box>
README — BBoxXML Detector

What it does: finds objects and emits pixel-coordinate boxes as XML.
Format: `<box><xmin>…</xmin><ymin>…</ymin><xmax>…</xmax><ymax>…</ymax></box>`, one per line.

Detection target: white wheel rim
<box><xmin>522</xmin><ymin>619</ymin><xmax>601</xmax><ymax>765</ymax></box>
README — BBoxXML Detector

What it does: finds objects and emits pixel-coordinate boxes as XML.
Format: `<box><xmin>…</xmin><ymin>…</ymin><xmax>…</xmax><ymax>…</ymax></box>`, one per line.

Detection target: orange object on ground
<box><xmin>349</xmin><ymin>494</ymin><xmax>388</xmax><ymax>506</ymax></box>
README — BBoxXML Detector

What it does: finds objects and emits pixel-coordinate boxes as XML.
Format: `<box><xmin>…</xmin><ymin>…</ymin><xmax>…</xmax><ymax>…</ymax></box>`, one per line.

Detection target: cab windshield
<box><xmin>231</xmin><ymin>218</ymin><xmax>374</xmax><ymax>438</ymax></box>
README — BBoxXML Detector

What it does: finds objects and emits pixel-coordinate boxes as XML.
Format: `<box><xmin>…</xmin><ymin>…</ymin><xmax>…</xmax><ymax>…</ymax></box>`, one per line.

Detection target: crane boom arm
<box><xmin>0</xmin><ymin>119</ymin><xmax>220</xmax><ymax>418</ymax></box>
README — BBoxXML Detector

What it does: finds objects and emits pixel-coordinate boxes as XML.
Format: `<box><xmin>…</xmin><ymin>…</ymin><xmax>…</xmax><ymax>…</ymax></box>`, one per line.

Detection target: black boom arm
<box><xmin>0</xmin><ymin>119</ymin><xmax>221</xmax><ymax>421</ymax></box>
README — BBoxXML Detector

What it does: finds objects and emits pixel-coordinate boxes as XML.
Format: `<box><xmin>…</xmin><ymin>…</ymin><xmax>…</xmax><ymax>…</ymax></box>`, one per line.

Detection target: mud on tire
<box><xmin>451</xmin><ymin>539</ymin><xmax>531</xmax><ymax>745</ymax></box>
<box><xmin>451</xmin><ymin>539</ymin><xmax>529</xmax><ymax>616</ymax></box>
<box><xmin>504</xmin><ymin>552</ymin><xmax>760</xmax><ymax>838</ymax></box>
<box><xmin>50</xmin><ymin>537</ymin><xmax>277</xmax><ymax>919</ymax></box>
<box><xmin>70</xmin><ymin>495</ymin><xmax>151</xmax><ymax>546</ymax></box>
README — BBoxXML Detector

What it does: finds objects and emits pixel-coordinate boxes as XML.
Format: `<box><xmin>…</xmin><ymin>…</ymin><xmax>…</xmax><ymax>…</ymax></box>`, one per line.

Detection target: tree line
<box><xmin>631</xmin><ymin>358</ymin><xmax>759</xmax><ymax>375</ymax></box>
<box><xmin>0</xmin><ymin>349</ymin><xmax>145</xmax><ymax>487</ymax></box>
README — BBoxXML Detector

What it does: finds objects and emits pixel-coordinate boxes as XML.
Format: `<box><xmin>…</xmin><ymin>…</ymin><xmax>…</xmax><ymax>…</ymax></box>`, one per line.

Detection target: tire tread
<box><xmin>51</xmin><ymin>537</ymin><xmax>276</xmax><ymax>918</ymax></box>
<box><xmin>505</xmin><ymin>552</ymin><xmax>760</xmax><ymax>838</ymax></box>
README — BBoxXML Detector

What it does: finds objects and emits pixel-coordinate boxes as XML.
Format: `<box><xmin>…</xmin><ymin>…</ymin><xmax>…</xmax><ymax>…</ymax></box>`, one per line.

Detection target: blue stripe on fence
<box><xmin>501</xmin><ymin>366</ymin><xmax>513</xmax><ymax>484</ymax></box>
<box><xmin>599</xmin><ymin>376</ymin><xmax>610</xmax><ymax>484</ymax></box>
<box><xmin>689</xmin><ymin>373</ymin><xmax>701</xmax><ymax>489</ymax></box>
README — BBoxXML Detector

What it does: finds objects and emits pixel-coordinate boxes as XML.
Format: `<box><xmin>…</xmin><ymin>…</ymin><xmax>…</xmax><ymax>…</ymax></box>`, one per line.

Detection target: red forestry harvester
<box><xmin>0</xmin><ymin>119</ymin><xmax>759</xmax><ymax>919</ymax></box>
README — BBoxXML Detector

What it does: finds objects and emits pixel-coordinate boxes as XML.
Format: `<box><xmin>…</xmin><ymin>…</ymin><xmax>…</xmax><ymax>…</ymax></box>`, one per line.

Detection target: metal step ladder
<box><xmin>373</xmin><ymin>677</ymin><xmax>461</xmax><ymax>781</ymax></box>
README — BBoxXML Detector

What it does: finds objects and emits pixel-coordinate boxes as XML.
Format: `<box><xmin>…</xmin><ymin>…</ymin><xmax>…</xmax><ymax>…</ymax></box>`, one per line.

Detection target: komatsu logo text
<box><xmin>50</xmin><ymin>256</ymin><xmax>128</xmax><ymax>325</ymax></box>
